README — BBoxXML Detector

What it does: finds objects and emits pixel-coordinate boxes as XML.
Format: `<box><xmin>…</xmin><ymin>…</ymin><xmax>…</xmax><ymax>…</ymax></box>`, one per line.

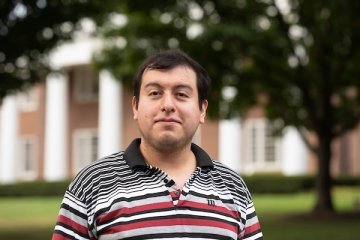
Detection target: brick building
<box><xmin>1</xmin><ymin>37</ymin><xmax>359</xmax><ymax>183</ymax></box>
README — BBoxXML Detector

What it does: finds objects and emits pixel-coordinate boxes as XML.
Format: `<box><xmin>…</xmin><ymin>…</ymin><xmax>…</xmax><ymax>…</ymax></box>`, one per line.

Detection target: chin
<box><xmin>158</xmin><ymin>135</ymin><xmax>179</xmax><ymax>145</ymax></box>
<box><xmin>155</xmin><ymin>135</ymin><xmax>186</xmax><ymax>150</ymax></box>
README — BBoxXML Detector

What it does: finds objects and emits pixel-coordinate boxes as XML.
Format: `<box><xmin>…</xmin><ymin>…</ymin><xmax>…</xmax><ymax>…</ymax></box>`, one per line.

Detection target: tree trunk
<box><xmin>313</xmin><ymin>134</ymin><xmax>334</xmax><ymax>214</ymax></box>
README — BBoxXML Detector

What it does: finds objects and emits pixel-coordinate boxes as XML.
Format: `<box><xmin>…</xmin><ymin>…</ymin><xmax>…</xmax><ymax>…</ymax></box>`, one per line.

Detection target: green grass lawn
<box><xmin>253</xmin><ymin>187</ymin><xmax>360</xmax><ymax>240</ymax></box>
<box><xmin>0</xmin><ymin>196</ymin><xmax>61</xmax><ymax>239</ymax></box>
<box><xmin>0</xmin><ymin>187</ymin><xmax>359</xmax><ymax>240</ymax></box>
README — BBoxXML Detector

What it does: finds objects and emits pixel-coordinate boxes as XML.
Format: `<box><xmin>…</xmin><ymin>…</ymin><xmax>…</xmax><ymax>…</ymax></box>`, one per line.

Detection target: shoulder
<box><xmin>212</xmin><ymin>160</ymin><xmax>252</xmax><ymax>201</ymax></box>
<box><xmin>68</xmin><ymin>151</ymin><xmax>127</xmax><ymax>198</ymax></box>
<box><xmin>212</xmin><ymin>160</ymin><xmax>244</xmax><ymax>183</ymax></box>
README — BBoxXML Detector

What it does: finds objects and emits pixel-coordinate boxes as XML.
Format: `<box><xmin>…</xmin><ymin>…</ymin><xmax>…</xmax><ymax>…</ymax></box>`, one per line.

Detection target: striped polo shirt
<box><xmin>53</xmin><ymin>138</ymin><xmax>263</xmax><ymax>240</ymax></box>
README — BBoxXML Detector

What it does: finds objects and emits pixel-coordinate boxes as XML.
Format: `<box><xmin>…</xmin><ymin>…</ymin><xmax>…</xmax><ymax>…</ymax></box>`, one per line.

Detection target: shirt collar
<box><xmin>124</xmin><ymin>138</ymin><xmax>214</xmax><ymax>169</ymax></box>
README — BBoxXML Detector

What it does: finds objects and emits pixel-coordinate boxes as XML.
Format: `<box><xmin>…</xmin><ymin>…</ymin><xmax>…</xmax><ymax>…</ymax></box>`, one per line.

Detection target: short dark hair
<box><xmin>133</xmin><ymin>49</ymin><xmax>211</xmax><ymax>109</ymax></box>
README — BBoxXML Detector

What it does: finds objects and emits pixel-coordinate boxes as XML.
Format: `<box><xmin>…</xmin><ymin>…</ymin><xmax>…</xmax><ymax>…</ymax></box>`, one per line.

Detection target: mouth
<box><xmin>155</xmin><ymin>118</ymin><xmax>181</xmax><ymax>124</ymax></box>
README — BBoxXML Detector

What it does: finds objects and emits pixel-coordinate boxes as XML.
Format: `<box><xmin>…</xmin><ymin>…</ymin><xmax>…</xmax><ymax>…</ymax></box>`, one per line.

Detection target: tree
<box><xmin>95</xmin><ymin>0</ymin><xmax>360</xmax><ymax>214</ymax></box>
<box><xmin>0</xmin><ymin>0</ymin><xmax>115</xmax><ymax>101</ymax></box>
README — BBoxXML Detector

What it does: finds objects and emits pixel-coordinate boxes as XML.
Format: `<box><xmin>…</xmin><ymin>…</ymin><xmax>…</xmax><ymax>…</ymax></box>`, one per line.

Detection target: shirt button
<box><xmin>164</xmin><ymin>179</ymin><xmax>169</xmax><ymax>183</ymax></box>
<box><xmin>174</xmin><ymin>190</ymin><xmax>180</xmax><ymax>196</ymax></box>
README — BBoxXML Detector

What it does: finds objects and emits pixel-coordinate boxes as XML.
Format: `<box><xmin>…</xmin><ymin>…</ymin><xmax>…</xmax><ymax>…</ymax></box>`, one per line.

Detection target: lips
<box><xmin>155</xmin><ymin>118</ymin><xmax>181</xmax><ymax>124</ymax></box>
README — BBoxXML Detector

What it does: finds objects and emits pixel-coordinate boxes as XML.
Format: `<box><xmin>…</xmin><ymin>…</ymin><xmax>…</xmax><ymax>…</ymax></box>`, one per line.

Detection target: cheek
<box><xmin>137</xmin><ymin>104</ymin><xmax>154</xmax><ymax>121</ymax></box>
<box><xmin>182</xmin><ymin>108</ymin><xmax>202</xmax><ymax>123</ymax></box>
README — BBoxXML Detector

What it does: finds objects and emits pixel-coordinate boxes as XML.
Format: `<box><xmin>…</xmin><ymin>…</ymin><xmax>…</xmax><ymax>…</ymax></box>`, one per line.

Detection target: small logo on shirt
<box><xmin>207</xmin><ymin>199</ymin><xmax>216</xmax><ymax>206</ymax></box>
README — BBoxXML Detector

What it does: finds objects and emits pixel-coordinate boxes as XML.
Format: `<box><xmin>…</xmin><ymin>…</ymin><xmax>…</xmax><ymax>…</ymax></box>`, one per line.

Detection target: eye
<box><xmin>149</xmin><ymin>90</ymin><xmax>161</xmax><ymax>97</ymax></box>
<box><xmin>176</xmin><ymin>92</ymin><xmax>189</xmax><ymax>98</ymax></box>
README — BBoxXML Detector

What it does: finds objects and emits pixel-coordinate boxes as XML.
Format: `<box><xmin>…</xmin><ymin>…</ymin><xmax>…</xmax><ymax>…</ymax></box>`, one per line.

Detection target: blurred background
<box><xmin>0</xmin><ymin>0</ymin><xmax>359</xmax><ymax>239</ymax></box>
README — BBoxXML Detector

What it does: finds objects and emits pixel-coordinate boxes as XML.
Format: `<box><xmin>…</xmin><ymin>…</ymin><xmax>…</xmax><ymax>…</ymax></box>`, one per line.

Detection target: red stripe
<box><xmin>103</xmin><ymin>217</ymin><xmax>238</xmax><ymax>234</ymax></box>
<box><xmin>52</xmin><ymin>232</ymin><xmax>65</xmax><ymax>240</ymax></box>
<box><xmin>98</xmin><ymin>200</ymin><xmax>240</xmax><ymax>225</ymax></box>
<box><xmin>98</xmin><ymin>201</ymin><xmax>174</xmax><ymax>224</ymax></box>
<box><xmin>244</xmin><ymin>222</ymin><xmax>261</xmax><ymax>236</ymax></box>
<box><xmin>170</xmin><ymin>190</ymin><xmax>180</xmax><ymax>200</ymax></box>
<box><xmin>52</xmin><ymin>232</ymin><xmax>97</xmax><ymax>240</ymax></box>
<box><xmin>180</xmin><ymin>200</ymin><xmax>240</xmax><ymax>219</ymax></box>
<box><xmin>57</xmin><ymin>215</ymin><xmax>88</xmax><ymax>235</ymax></box>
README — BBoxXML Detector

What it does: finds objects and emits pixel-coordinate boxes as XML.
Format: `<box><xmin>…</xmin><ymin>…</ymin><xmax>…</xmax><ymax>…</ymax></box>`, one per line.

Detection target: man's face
<box><xmin>132</xmin><ymin>65</ymin><xmax>208</xmax><ymax>151</ymax></box>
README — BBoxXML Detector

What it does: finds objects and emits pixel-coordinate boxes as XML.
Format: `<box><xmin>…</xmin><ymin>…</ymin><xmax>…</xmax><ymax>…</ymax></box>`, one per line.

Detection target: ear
<box><xmin>132</xmin><ymin>96</ymin><xmax>138</xmax><ymax>120</ymax></box>
<box><xmin>199</xmin><ymin>100</ymin><xmax>208</xmax><ymax>124</ymax></box>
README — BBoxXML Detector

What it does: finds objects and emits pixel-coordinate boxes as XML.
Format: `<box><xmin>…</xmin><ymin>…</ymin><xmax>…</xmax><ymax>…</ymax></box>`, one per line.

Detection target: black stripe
<box><xmin>245</xmin><ymin>228</ymin><xmax>263</xmax><ymax>239</ymax></box>
<box><xmin>54</xmin><ymin>144</ymin><xmax>262</xmax><ymax>239</ymax></box>
<box><xmin>121</xmin><ymin>232</ymin><xmax>234</xmax><ymax>240</ymax></box>
<box><xmin>56</xmin><ymin>222</ymin><xmax>89</xmax><ymax>238</ymax></box>
<box><xmin>60</xmin><ymin>202</ymin><xmax>87</xmax><ymax>220</ymax></box>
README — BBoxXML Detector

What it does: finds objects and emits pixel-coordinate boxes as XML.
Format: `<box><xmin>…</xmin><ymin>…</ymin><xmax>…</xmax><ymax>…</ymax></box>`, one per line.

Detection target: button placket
<box><xmin>162</xmin><ymin>176</ymin><xmax>179</xmax><ymax>205</ymax></box>
<box><xmin>174</xmin><ymin>189</ymin><xmax>180</xmax><ymax>197</ymax></box>
<box><xmin>182</xmin><ymin>167</ymin><xmax>198</xmax><ymax>192</ymax></box>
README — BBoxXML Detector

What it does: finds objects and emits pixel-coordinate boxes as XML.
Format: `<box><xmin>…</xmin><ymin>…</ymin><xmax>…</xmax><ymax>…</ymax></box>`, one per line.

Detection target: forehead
<box><xmin>141</xmin><ymin>65</ymin><xmax>197</xmax><ymax>88</ymax></box>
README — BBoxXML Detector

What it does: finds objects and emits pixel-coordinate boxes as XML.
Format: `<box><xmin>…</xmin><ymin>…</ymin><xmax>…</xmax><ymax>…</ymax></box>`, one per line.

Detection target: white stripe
<box><xmin>54</xmin><ymin>225</ymin><xmax>88</xmax><ymax>240</ymax></box>
<box><xmin>100</xmin><ymin>225</ymin><xmax>238</xmax><ymax>240</ymax></box>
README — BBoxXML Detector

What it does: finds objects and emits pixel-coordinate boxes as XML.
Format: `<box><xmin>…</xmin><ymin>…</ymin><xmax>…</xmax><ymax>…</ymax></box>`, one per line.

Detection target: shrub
<box><xmin>242</xmin><ymin>175</ymin><xmax>314</xmax><ymax>194</ymax></box>
<box><xmin>0</xmin><ymin>175</ymin><xmax>359</xmax><ymax>197</ymax></box>
<box><xmin>0</xmin><ymin>180</ymin><xmax>70</xmax><ymax>197</ymax></box>
<box><xmin>334</xmin><ymin>176</ymin><xmax>360</xmax><ymax>186</ymax></box>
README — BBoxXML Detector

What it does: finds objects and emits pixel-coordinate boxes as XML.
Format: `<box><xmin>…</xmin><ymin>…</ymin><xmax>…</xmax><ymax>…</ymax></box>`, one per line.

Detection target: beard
<box><xmin>139</xmin><ymin>128</ymin><xmax>196</xmax><ymax>153</ymax></box>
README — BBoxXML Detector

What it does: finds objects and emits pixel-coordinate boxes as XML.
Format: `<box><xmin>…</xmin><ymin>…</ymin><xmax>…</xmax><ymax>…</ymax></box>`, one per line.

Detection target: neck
<box><xmin>139</xmin><ymin>139</ymin><xmax>196</xmax><ymax>188</ymax></box>
<box><xmin>140</xmin><ymin>140</ymin><xmax>193</xmax><ymax>167</ymax></box>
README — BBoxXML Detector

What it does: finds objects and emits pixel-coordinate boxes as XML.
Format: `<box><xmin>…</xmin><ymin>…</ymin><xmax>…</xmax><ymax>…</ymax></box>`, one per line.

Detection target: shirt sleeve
<box><xmin>241</xmin><ymin>199</ymin><xmax>263</xmax><ymax>240</ymax></box>
<box><xmin>52</xmin><ymin>190</ymin><xmax>94</xmax><ymax>240</ymax></box>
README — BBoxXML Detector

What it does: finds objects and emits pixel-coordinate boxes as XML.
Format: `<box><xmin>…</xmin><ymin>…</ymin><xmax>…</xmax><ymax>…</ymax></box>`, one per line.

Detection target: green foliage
<box><xmin>243</xmin><ymin>175</ymin><xmax>360</xmax><ymax>194</ymax></box>
<box><xmin>0</xmin><ymin>177</ymin><xmax>359</xmax><ymax>197</ymax></box>
<box><xmin>2</xmin><ymin>0</ymin><xmax>359</xmax><ymax>212</ymax></box>
<box><xmin>243</xmin><ymin>175</ymin><xmax>314</xmax><ymax>194</ymax></box>
<box><xmin>0</xmin><ymin>0</ymin><xmax>116</xmax><ymax>99</ymax></box>
<box><xmin>93</xmin><ymin>0</ymin><xmax>360</xmax><ymax>212</ymax></box>
<box><xmin>95</xmin><ymin>0</ymin><xmax>360</xmax><ymax>130</ymax></box>
<box><xmin>334</xmin><ymin>176</ymin><xmax>360</xmax><ymax>187</ymax></box>
<box><xmin>0</xmin><ymin>180</ymin><xmax>70</xmax><ymax>197</ymax></box>
<box><xmin>1</xmin><ymin>189</ymin><xmax>360</xmax><ymax>240</ymax></box>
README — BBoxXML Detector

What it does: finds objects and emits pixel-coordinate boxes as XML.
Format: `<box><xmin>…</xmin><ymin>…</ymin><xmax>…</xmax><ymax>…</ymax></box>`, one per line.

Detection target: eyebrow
<box><xmin>143</xmin><ymin>82</ymin><xmax>162</xmax><ymax>89</ymax></box>
<box><xmin>144</xmin><ymin>82</ymin><xmax>194</xmax><ymax>91</ymax></box>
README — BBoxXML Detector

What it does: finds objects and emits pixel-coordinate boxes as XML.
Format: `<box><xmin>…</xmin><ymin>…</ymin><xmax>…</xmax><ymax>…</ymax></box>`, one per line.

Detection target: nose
<box><xmin>161</xmin><ymin>94</ymin><xmax>175</xmax><ymax>113</ymax></box>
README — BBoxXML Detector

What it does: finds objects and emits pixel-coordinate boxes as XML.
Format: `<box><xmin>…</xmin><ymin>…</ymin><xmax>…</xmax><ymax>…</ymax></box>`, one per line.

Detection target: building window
<box><xmin>18</xmin><ymin>87</ymin><xmax>38</xmax><ymax>112</ymax></box>
<box><xmin>73</xmin><ymin>129</ymin><xmax>98</xmax><ymax>175</ymax></box>
<box><xmin>244</xmin><ymin>119</ymin><xmax>281</xmax><ymax>173</ymax></box>
<box><xmin>251</xmin><ymin>126</ymin><xmax>259</xmax><ymax>163</ymax></box>
<box><xmin>265</xmin><ymin>125</ymin><xmax>277</xmax><ymax>163</ymax></box>
<box><xmin>73</xmin><ymin>65</ymin><xmax>99</xmax><ymax>103</ymax></box>
<box><xmin>18</xmin><ymin>136</ymin><xmax>37</xmax><ymax>180</ymax></box>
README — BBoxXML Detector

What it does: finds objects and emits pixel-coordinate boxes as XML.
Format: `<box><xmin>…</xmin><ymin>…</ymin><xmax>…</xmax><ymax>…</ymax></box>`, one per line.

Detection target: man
<box><xmin>53</xmin><ymin>49</ymin><xmax>263</xmax><ymax>239</ymax></box>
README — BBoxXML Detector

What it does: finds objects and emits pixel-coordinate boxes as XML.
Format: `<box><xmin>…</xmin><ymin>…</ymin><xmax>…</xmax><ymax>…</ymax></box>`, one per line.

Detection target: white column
<box><xmin>281</xmin><ymin>126</ymin><xmax>308</xmax><ymax>176</ymax></box>
<box><xmin>219</xmin><ymin>117</ymin><xmax>242</xmax><ymax>173</ymax></box>
<box><xmin>98</xmin><ymin>70</ymin><xmax>122</xmax><ymax>158</ymax></box>
<box><xmin>0</xmin><ymin>95</ymin><xmax>18</xmax><ymax>183</ymax></box>
<box><xmin>44</xmin><ymin>72</ymin><xmax>68</xmax><ymax>181</ymax></box>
